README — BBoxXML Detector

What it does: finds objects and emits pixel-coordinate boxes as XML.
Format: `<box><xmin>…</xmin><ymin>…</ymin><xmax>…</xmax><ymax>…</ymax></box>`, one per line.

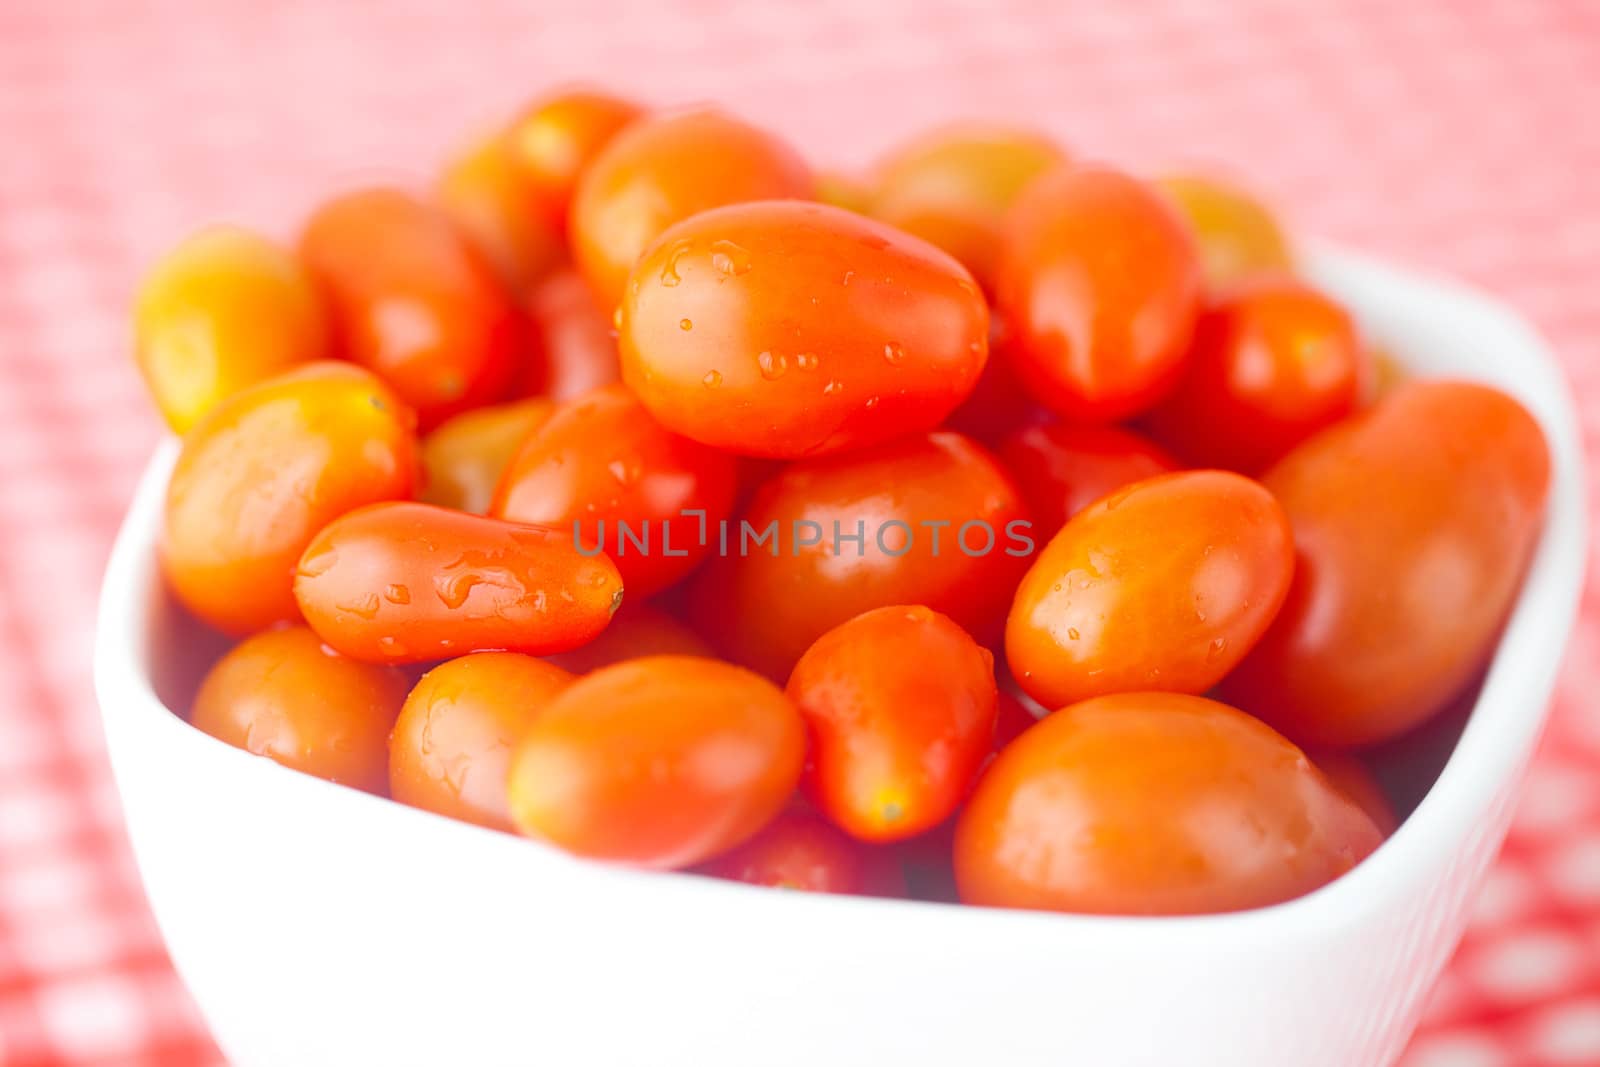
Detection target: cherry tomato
<box><xmin>505</xmin><ymin>89</ymin><xmax>642</xmax><ymax>236</ymax></box>
<box><xmin>996</xmin><ymin>165</ymin><xmax>1202</xmax><ymax>422</ymax></box>
<box><xmin>492</xmin><ymin>383</ymin><xmax>739</xmax><ymax>596</ymax></box>
<box><xmin>1006</xmin><ymin>470</ymin><xmax>1293</xmax><ymax>710</ymax></box>
<box><xmin>699</xmin><ymin>810</ymin><xmax>904</xmax><ymax>896</ymax></box>
<box><xmin>941</xmin><ymin>320</ymin><xmax>1046</xmax><ymax>441</ymax></box>
<box><xmin>543</xmin><ymin>603</ymin><xmax>713</xmax><ymax>673</ymax></box>
<box><xmin>787</xmin><ymin>606</ymin><xmax>999</xmax><ymax>842</ymax></box>
<box><xmin>161</xmin><ymin>363</ymin><xmax>417</xmax><ymax>635</ymax></box>
<box><xmin>954</xmin><ymin>692</ymin><xmax>1383</xmax><ymax>914</ymax></box>
<box><xmin>1145</xmin><ymin>277</ymin><xmax>1366</xmax><ymax>472</ymax></box>
<box><xmin>135</xmin><ymin>227</ymin><xmax>330</xmax><ymax>434</ymax></box>
<box><xmin>516</xmin><ymin>266</ymin><xmax>621</xmax><ymax>400</ymax></box>
<box><xmin>438</xmin><ymin>129</ymin><xmax>564</xmax><ymax>289</ymax></box>
<box><xmin>815</xmin><ymin>171</ymin><xmax>872</xmax><ymax>214</ymax></box>
<box><xmin>420</xmin><ymin>397</ymin><xmax>555</xmax><ymax>514</ymax></box>
<box><xmin>620</xmin><ymin>201</ymin><xmax>989</xmax><ymax>458</ymax></box>
<box><xmin>389</xmin><ymin>652</ymin><xmax>574</xmax><ymax>830</ymax></box>
<box><xmin>1367</xmin><ymin>343</ymin><xmax>1408</xmax><ymax>402</ymax></box>
<box><xmin>996</xmin><ymin>422</ymin><xmax>1179</xmax><ymax>538</ymax></box>
<box><xmin>1221</xmin><ymin>381</ymin><xmax>1550</xmax><ymax>748</ymax></box>
<box><xmin>507</xmin><ymin>656</ymin><xmax>805</xmax><ymax>868</ymax></box>
<box><xmin>993</xmin><ymin>688</ymin><xmax>1039</xmax><ymax>751</ymax></box>
<box><xmin>1313</xmin><ymin>752</ymin><xmax>1399</xmax><ymax>837</ymax></box>
<box><xmin>688</xmin><ymin>432</ymin><xmax>1030</xmax><ymax>681</ymax></box>
<box><xmin>294</xmin><ymin>501</ymin><xmax>623</xmax><ymax>664</ymax></box>
<box><xmin>1155</xmin><ymin>173</ymin><xmax>1294</xmax><ymax>291</ymax></box>
<box><xmin>190</xmin><ymin>625</ymin><xmax>407</xmax><ymax>793</ymax></box>
<box><xmin>570</xmin><ymin>109</ymin><xmax>813</xmax><ymax>304</ymax></box>
<box><xmin>299</xmin><ymin>188</ymin><xmax>521</xmax><ymax>428</ymax></box>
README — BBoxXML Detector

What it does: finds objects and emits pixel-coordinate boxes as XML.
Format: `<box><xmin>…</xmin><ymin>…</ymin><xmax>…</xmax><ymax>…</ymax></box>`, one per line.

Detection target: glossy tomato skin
<box><xmin>699</xmin><ymin>810</ymin><xmax>904</xmax><ymax>896</ymax></box>
<box><xmin>1155</xmin><ymin>174</ymin><xmax>1294</xmax><ymax>291</ymax></box>
<box><xmin>389</xmin><ymin>652</ymin><xmax>574</xmax><ymax>830</ymax></box>
<box><xmin>542</xmin><ymin>603</ymin><xmax>712</xmax><ymax>673</ymax></box>
<box><xmin>506</xmin><ymin>90</ymin><xmax>643</xmax><ymax>237</ymax></box>
<box><xmin>420</xmin><ymin>396</ymin><xmax>555</xmax><ymax>514</ymax></box>
<box><xmin>620</xmin><ymin>201</ymin><xmax>988</xmax><ymax>459</ymax></box>
<box><xmin>294</xmin><ymin>501</ymin><xmax>623</xmax><ymax>664</ymax></box>
<box><xmin>492</xmin><ymin>383</ymin><xmax>739</xmax><ymax>596</ymax></box>
<box><xmin>688</xmin><ymin>432</ymin><xmax>1030</xmax><ymax>682</ymax></box>
<box><xmin>1314</xmin><ymin>752</ymin><xmax>1399</xmax><ymax>837</ymax></box>
<box><xmin>299</xmin><ymin>188</ymin><xmax>521</xmax><ymax>429</ymax></box>
<box><xmin>135</xmin><ymin>227</ymin><xmax>329</xmax><ymax>433</ymax></box>
<box><xmin>954</xmin><ymin>693</ymin><xmax>1383</xmax><ymax>915</ymax></box>
<box><xmin>997</xmin><ymin>421</ymin><xmax>1179</xmax><ymax>538</ymax></box>
<box><xmin>161</xmin><ymin>363</ymin><xmax>418</xmax><ymax>636</ymax></box>
<box><xmin>569</xmin><ymin>109</ymin><xmax>813</xmax><ymax>304</ymax></box>
<box><xmin>996</xmin><ymin>165</ymin><xmax>1202</xmax><ymax>422</ymax></box>
<box><xmin>438</xmin><ymin>130</ymin><xmax>564</xmax><ymax>290</ymax></box>
<box><xmin>190</xmin><ymin>626</ymin><xmax>407</xmax><ymax>793</ymax></box>
<box><xmin>1221</xmin><ymin>381</ymin><xmax>1550</xmax><ymax>748</ymax></box>
<box><xmin>516</xmin><ymin>266</ymin><xmax>621</xmax><ymax>400</ymax></box>
<box><xmin>1146</xmin><ymin>277</ymin><xmax>1366</xmax><ymax>473</ymax></box>
<box><xmin>507</xmin><ymin>656</ymin><xmax>805</xmax><ymax>868</ymax></box>
<box><xmin>1006</xmin><ymin>470</ymin><xmax>1294</xmax><ymax>710</ymax></box>
<box><xmin>787</xmin><ymin>606</ymin><xmax>999</xmax><ymax>842</ymax></box>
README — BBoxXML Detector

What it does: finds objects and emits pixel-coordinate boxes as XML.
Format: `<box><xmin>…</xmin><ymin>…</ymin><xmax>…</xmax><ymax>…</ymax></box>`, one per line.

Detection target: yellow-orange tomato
<box><xmin>1156</xmin><ymin>173</ymin><xmax>1294</xmax><ymax>290</ymax></box>
<box><xmin>543</xmin><ymin>603</ymin><xmax>713</xmax><ymax>673</ymax></box>
<box><xmin>506</xmin><ymin>89</ymin><xmax>643</xmax><ymax>236</ymax></box>
<box><xmin>515</xmin><ymin>265</ymin><xmax>621</xmax><ymax>400</ymax></box>
<box><xmin>135</xmin><ymin>227</ymin><xmax>329</xmax><ymax>433</ymax></box>
<box><xmin>294</xmin><ymin>501</ymin><xmax>624</xmax><ymax>664</ymax></box>
<box><xmin>1314</xmin><ymin>752</ymin><xmax>1399</xmax><ymax>837</ymax></box>
<box><xmin>787</xmin><ymin>606</ymin><xmax>999</xmax><ymax>843</ymax></box>
<box><xmin>620</xmin><ymin>201</ymin><xmax>989</xmax><ymax>458</ymax></box>
<box><xmin>954</xmin><ymin>693</ymin><xmax>1383</xmax><ymax>915</ymax></box>
<box><xmin>438</xmin><ymin>129</ymin><xmax>565</xmax><ymax>289</ymax></box>
<box><xmin>1006</xmin><ymin>470</ymin><xmax>1294</xmax><ymax>710</ymax></box>
<box><xmin>161</xmin><ymin>363</ymin><xmax>417</xmax><ymax>635</ymax></box>
<box><xmin>689</xmin><ymin>432</ymin><xmax>1031</xmax><ymax>681</ymax></box>
<box><xmin>389</xmin><ymin>653</ymin><xmax>575</xmax><ymax>830</ymax></box>
<box><xmin>815</xmin><ymin>171</ymin><xmax>872</xmax><ymax>214</ymax></box>
<box><xmin>420</xmin><ymin>397</ymin><xmax>556</xmax><ymax>514</ymax></box>
<box><xmin>996</xmin><ymin>165</ymin><xmax>1202</xmax><ymax>422</ymax></box>
<box><xmin>569</xmin><ymin>109</ymin><xmax>813</xmax><ymax>304</ymax></box>
<box><xmin>299</xmin><ymin>188</ymin><xmax>521</xmax><ymax>428</ymax></box>
<box><xmin>1221</xmin><ymin>381</ymin><xmax>1550</xmax><ymax>748</ymax></box>
<box><xmin>190</xmin><ymin>626</ymin><xmax>407</xmax><ymax>793</ymax></box>
<box><xmin>507</xmin><ymin>656</ymin><xmax>806</xmax><ymax>868</ymax></box>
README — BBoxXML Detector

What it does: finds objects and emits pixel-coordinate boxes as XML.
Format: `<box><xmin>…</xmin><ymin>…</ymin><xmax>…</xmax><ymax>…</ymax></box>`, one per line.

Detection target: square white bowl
<box><xmin>94</xmin><ymin>247</ymin><xmax>1587</xmax><ymax>1067</ymax></box>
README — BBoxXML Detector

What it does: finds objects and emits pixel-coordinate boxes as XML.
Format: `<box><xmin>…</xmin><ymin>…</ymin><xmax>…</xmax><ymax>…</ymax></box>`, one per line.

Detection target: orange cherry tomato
<box><xmin>1313</xmin><ymin>752</ymin><xmax>1399</xmax><ymax>837</ymax></box>
<box><xmin>1221</xmin><ymin>381</ymin><xmax>1550</xmax><ymax>748</ymax></box>
<box><xmin>570</xmin><ymin>109</ymin><xmax>813</xmax><ymax>304</ymax></box>
<box><xmin>438</xmin><ymin>128</ymin><xmax>565</xmax><ymax>289</ymax></box>
<box><xmin>505</xmin><ymin>89</ymin><xmax>642</xmax><ymax>236</ymax></box>
<box><xmin>787</xmin><ymin>605</ymin><xmax>998</xmax><ymax>842</ymax></box>
<box><xmin>699</xmin><ymin>810</ymin><xmax>905</xmax><ymax>896</ymax></box>
<box><xmin>996</xmin><ymin>165</ymin><xmax>1202</xmax><ymax>422</ymax></box>
<box><xmin>161</xmin><ymin>363</ymin><xmax>417</xmax><ymax>636</ymax></box>
<box><xmin>294</xmin><ymin>501</ymin><xmax>623</xmax><ymax>664</ymax></box>
<box><xmin>420</xmin><ymin>397</ymin><xmax>555</xmax><ymax>514</ymax></box>
<box><xmin>543</xmin><ymin>603</ymin><xmax>713</xmax><ymax>673</ymax></box>
<box><xmin>190</xmin><ymin>625</ymin><xmax>407</xmax><ymax>793</ymax></box>
<box><xmin>492</xmin><ymin>383</ymin><xmax>740</xmax><ymax>596</ymax></box>
<box><xmin>1006</xmin><ymin>470</ymin><xmax>1293</xmax><ymax>710</ymax></box>
<box><xmin>1145</xmin><ymin>277</ymin><xmax>1367</xmax><ymax>472</ymax></box>
<box><xmin>135</xmin><ymin>227</ymin><xmax>329</xmax><ymax>433</ymax></box>
<box><xmin>996</xmin><ymin>422</ymin><xmax>1179</xmax><ymax>538</ymax></box>
<box><xmin>299</xmin><ymin>188</ymin><xmax>521</xmax><ymax>428</ymax></box>
<box><xmin>815</xmin><ymin>171</ymin><xmax>872</xmax><ymax>214</ymax></box>
<box><xmin>954</xmin><ymin>693</ymin><xmax>1383</xmax><ymax>915</ymax></box>
<box><xmin>507</xmin><ymin>656</ymin><xmax>805</xmax><ymax>868</ymax></box>
<box><xmin>1155</xmin><ymin>173</ymin><xmax>1294</xmax><ymax>291</ymax></box>
<box><xmin>620</xmin><ymin>200</ymin><xmax>989</xmax><ymax>458</ymax></box>
<box><xmin>516</xmin><ymin>266</ymin><xmax>621</xmax><ymax>400</ymax></box>
<box><xmin>389</xmin><ymin>652</ymin><xmax>575</xmax><ymax>830</ymax></box>
<box><xmin>688</xmin><ymin>432</ymin><xmax>1030</xmax><ymax>681</ymax></box>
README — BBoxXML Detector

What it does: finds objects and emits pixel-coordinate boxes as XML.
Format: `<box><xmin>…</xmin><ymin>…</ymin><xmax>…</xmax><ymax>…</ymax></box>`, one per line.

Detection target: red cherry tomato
<box><xmin>299</xmin><ymin>188</ymin><xmax>521</xmax><ymax>428</ymax></box>
<box><xmin>294</xmin><ymin>501</ymin><xmax>623</xmax><ymax>664</ymax></box>
<box><xmin>954</xmin><ymin>693</ymin><xmax>1383</xmax><ymax>914</ymax></box>
<box><xmin>688</xmin><ymin>432</ymin><xmax>1030</xmax><ymax>681</ymax></box>
<box><xmin>161</xmin><ymin>363</ymin><xmax>417</xmax><ymax>636</ymax></box>
<box><xmin>1155</xmin><ymin>174</ymin><xmax>1294</xmax><ymax>291</ymax></box>
<box><xmin>492</xmin><ymin>383</ymin><xmax>740</xmax><ymax>596</ymax></box>
<box><xmin>699</xmin><ymin>810</ymin><xmax>904</xmax><ymax>896</ymax></box>
<box><xmin>787</xmin><ymin>606</ymin><xmax>999</xmax><ymax>843</ymax></box>
<box><xmin>996</xmin><ymin>165</ymin><xmax>1202</xmax><ymax>422</ymax></box>
<box><xmin>389</xmin><ymin>652</ymin><xmax>575</xmax><ymax>831</ymax></box>
<box><xmin>190</xmin><ymin>626</ymin><xmax>407</xmax><ymax>793</ymax></box>
<box><xmin>996</xmin><ymin>421</ymin><xmax>1179</xmax><ymax>538</ymax></box>
<box><xmin>619</xmin><ymin>200</ymin><xmax>989</xmax><ymax>458</ymax></box>
<box><xmin>1006</xmin><ymin>470</ymin><xmax>1294</xmax><ymax>710</ymax></box>
<box><xmin>993</xmin><ymin>688</ymin><xmax>1039</xmax><ymax>751</ymax></box>
<box><xmin>1221</xmin><ymin>381</ymin><xmax>1550</xmax><ymax>748</ymax></box>
<box><xmin>505</xmin><ymin>89</ymin><xmax>643</xmax><ymax>237</ymax></box>
<box><xmin>570</xmin><ymin>109</ymin><xmax>813</xmax><ymax>304</ymax></box>
<box><xmin>1313</xmin><ymin>752</ymin><xmax>1399</xmax><ymax>838</ymax></box>
<box><xmin>1145</xmin><ymin>277</ymin><xmax>1367</xmax><ymax>472</ymax></box>
<box><xmin>516</xmin><ymin>266</ymin><xmax>621</xmax><ymax>400</ymax></box>
<box><xmin>420</xmin><ymin>397</ymin><xmax>555</xmax><ymax>515</ymax></box>
<box><xmin>543</xmin><ymin>603</ymin><xmax>713</xmax><ymax>674</ymax></box>
<box><xmin>507</xmin><ymin>656</ymin><xmax>806</xmax><ymax>868</ymax></box>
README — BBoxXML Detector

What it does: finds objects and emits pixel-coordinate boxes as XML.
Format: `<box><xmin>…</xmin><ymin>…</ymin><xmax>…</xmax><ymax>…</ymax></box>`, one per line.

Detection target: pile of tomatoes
<box><xmin>139</xmin><ymin>88</ymin><xmax>1550</xmax><ymax>916</ymax></box>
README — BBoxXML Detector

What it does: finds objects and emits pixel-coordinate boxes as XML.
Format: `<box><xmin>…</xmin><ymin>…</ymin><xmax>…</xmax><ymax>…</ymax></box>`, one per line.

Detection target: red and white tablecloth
<box><xmin>1</xmin><ymin>2</ymin><xmax>1596</xmax><ymax>1063</ymax></box>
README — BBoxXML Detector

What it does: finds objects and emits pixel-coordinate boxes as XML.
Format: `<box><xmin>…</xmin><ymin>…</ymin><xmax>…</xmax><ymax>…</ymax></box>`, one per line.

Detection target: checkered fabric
<box><xmin>1</xmin><ymin>1</ymin><xmax>1596</xmax><ymax>1064</ymax></box>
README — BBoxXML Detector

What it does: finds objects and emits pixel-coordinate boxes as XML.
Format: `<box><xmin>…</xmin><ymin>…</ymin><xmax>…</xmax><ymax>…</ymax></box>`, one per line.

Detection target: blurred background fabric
<box><xmin>1</xmin><ymin>1</ymin><xmax>1597</xmax><ymax>1063</ymax></box>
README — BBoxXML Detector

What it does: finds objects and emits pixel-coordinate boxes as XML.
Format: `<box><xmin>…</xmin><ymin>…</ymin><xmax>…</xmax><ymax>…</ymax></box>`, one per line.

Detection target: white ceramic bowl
<box><xmin>95</xmin><ymin>247</ymin><xmax>1587</xmax><ymax>1067</ymax></box>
